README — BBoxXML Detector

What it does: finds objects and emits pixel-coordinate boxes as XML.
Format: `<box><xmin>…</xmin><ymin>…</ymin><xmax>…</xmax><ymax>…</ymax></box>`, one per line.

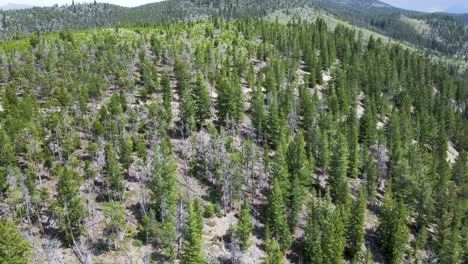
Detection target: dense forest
<box><xmin>0</xmin><ymin>1</ymin><xmax>467</xmax><ymax>264</ymax></box>
<box><xmin>1</xmin><ymin>0</ymin><xmax>468</xmax><ymax>58</ymax></box>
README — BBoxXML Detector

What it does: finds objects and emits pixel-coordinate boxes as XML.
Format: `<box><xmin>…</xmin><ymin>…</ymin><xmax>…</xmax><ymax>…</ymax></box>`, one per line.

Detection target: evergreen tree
<box><xmin>251</xmin><ymin>82</ymin><xmax>266</xmax><ymax>140</ymax></box>
<box><xmin>348</xmin><ymin>107</ymin><xmax>359</xmax><ymax>178</ymax></box>
<box><xmin>0</xmin><ymin>220</ymin><xmax>31</xmax><ymax>264</ymax></box>
<box><xmin>161</xmin><ymin>69</ymin><xmax>173</xmax><ymax>124</ymax></box>
<box><xmin>235</xmin><ymin>200</ymin><xmax>253</xmax><ymax>250</ymax></box>
<box><xmin>193</xmin><ymin>72</ymin><xmax>210</xmax><ymax>128</ymax></box>
<box><xmin>378</xmin><ymin>191</ymin><xmax>409</xmax><ymax>264</ymax></box>
<box><xmin>181</xmin><ymin>199</ymin><xmax>204</xmax><ymax>264</ymax></box>
<box><xmin>264</xmin><ymin>225</ymin><xmax>284</xmax><ymax>264</ymax></box>
<box><xmin>119</xmin><ymin>134</ymin><xmax>133</xmax><ymax>174</ymax></box>
<box><xmin>347</xmin><ymin>183</ymin><xmax>367</xmax><ymax>258</ymax></box>
<box><xmin>267</xmin><ymin>179</ymin><xmax>292</xmax><ymax>251</ymax></box>
<box><xmin>105</xmin><ymin>144</ymin><xmax>124</xmax><ymax>200</ymax></box>
<box><xmin>217</xmin><ymin>76</ymin><xmax>244</xmax><ymax>125</ymax></box>
<box><xmin>329</xmin><ymin>133</ymin><xmax>351</xmax><ymax>206</ymax></box>
<box><xmin>304</xmin><ymin>195</ymin><xmax>323</xmax><ymax>263</ymax></box>
<box><xmin>266</xmin><ymin>98</ymin><xmax>281</xmax><ymax>149</ymax></box>
<box><xmin>362</xmin><ymin>147</ymin><xmax>377</xmax><ymax>200</ymax></box>
<box><xmin>359</xmin><ymin>97</ymin><xmax>376</xmax><ymax>147</ymax></box>
<box><xmin>56</xmin><ymin>166</ymin><xmax>85</xmax><ymax>243</ymax></box>
<box><xmin>316</xmin><ymin>128</ymin><xmax>330</xmax><ymax>171</ymax></box>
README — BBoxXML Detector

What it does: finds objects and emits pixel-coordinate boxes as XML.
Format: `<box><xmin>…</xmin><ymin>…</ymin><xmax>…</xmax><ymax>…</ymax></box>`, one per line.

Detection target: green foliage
<box><xmin>216</xmin><ymin>75</ymin><xmax>244</xmax><ymax>125</ymax></box>
<box><xmin>378</xmin><ymin>191</ymin><xmax>409</xmax><ymax>264</ymax></box>
<box><xmin>194</xmin><ymin>72</ymin><xmax>211</xmax><ymax>128</ymax></box>
<box><xmin>329</xmin><ymin>133</ymin><xmax>351</xmax><ymax>206</ymax></box>
<box><xmin>181</xmin><ymin>199</ymin><xmax>205</xmax><ymax>264</ymax></box>
<box><xmin>267</xmin><ymin>179</ymin><xmax>291</xmax><ymax>251</ymax></box>
<box><xmin>0</xmin><ymin>220</ymin><xmax>31</xmax><ymax>264</ymax></box>
<box><xmin>235</xmin><ymin>200</ymin><xmax>253</xmax><ymax>250</ymax></box>
<box><xmin>105</xmin><ymin>144</ymin><xmax>125</xmax><ymax>201</ymax></box>
<box><xmin>346</xmin><ymin>183</ymin><xmax>367</xmax><ymax>258</ymax></box>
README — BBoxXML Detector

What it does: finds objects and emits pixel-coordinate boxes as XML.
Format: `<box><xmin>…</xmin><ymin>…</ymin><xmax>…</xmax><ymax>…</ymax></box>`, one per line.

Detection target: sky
<box><xmin>1</xmin><ymin>0</ymin><xmax>467</xmax><ymax>13</ymax></box>
<box><xmin>0</xmin><ymin>0</ymin><xmax>161</xmax><ymax>8</ymax></box>
<box><xmin>383</xmin><ymin>0</ymin><xmax>468</xmax><ymax>13</ymax></box>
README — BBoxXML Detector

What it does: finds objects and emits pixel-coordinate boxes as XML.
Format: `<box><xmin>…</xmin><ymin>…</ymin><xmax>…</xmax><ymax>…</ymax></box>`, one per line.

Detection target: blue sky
<box><xmin>1</xmin><ymin>0</ymin><xmax>468</xmax><ymax>13</ymax></box>
<box><xmin>383</xmin><ymin>0</ymin><xmax>468</xmax><ymax>13</ymax></box>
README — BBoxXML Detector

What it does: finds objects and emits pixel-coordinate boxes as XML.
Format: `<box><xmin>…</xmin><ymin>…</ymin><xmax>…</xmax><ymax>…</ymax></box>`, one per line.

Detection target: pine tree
<box><xmin>271</xmin><ymin>143</ymin><xmax>290</xmax><ymax>198</ymax></box>
<box><xmin>119</xmin><ymin>134</ymin><xmax>133</xmax><ymax>174</ymax></box>
<box><xmin>378</xmin><ymin>191</ymin><xmax>409</xmax><ymax>264</ymax></box>
<box><xmin>329</xmin><ymin>133</ymin><xmax>351</xmax><ymax>206</ymax></box>
<box><xmin>267</xmin><ymin>179</ymin><xmax>292</xmax><ymax>251</ymax></box>
<box><xmin>251</xmin><ymin>81</ymin><xmax>266</xmax><ymax>139</ymax></box>
<box><xmin>181</xmin><ymin>199</ymin><xmax>204</xmax><ymax>264</ymax></box>
<box><xmin>287</xmin><ymin>131</ymin><xmax>308</xmax><ymax>184</ymax></box>
<box><xmin>266</xmin><ymin>98</ymin><xmax>281</xmax><ymax>149</ymax></box>
<box><xmin>264</xmin><ymin>225</ymin><xmax>284</xmax><ymax>264</ymax></box>
<box><xmin>362</xmin><ymin>147</ymin><xmax>377</xmax><ymax>200</ymax></box>
<box><xmin>217</xmin><ymin>76</ymin><xmax>244</xmax><ymax>125</ymax></box>
<box><xmin>149</xmin><ymin>141</ymin><xmax>177</xmax><ymax>221</ymax></box>
<box><xmin>193</xmin><ymin>72</ymin><xmax>210</xmax><ymax>128</ymax></box>
<box><xmin>316</xmin><ymin>128</ymin><xmax>330</xmax><ymax>171</ymax></box>
<box><xmin>56</xmin><ymin>166</ymin><xmax>85</xmax><ymax>243</ymax></box>
<box><xmin>347</xmin><ymin>183</ymin><xmax>367</xmax><ymax>258</ymax></box>
<box><xmin>348</xmin><ymin>107</ymin><xmax>359</xmax><ymax>178</ymax></box>
<box><xmin>0</xmin><ymin>220</ymin><xmax>31</xmax><ymax>264</ymax></box>
<box><xmin>105</xmin><ymin>144</ymin><xmax>124</xmax><ymax>200</ymax></box>
<box><xmin>235</xmin><ymin>200</ymin><xmax>253</xmax><ymax>250</ymax></box>
<box><xmin>359</xmin><ymin>97</ymin><xmax>376</xmax><ymax>147</ymax></box>
<box><xmin>304</xmin><ymin>195</ymin><xmax>323</xmax><ymax>263</ymax></box>
<box><xmin>161</xmin><ymin>70</ymin><xmax>173</xmax><ymax>124</ymax></box>
<box><xmin>179</xmin><ymin>81</ymin><xmax>196</xmax><ymax>135</ymax></box>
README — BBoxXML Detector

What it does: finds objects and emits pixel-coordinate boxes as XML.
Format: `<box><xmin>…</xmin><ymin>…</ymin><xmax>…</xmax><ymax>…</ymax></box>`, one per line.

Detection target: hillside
<box><xmin>1</xmin><ymin>0</ymin><xmax>467</xmax><ymax>58</ymax></box>
<box><xmin>0</xmin><ymin>8</ymin><xmax>467</xmax><ymax>263</ymax></box>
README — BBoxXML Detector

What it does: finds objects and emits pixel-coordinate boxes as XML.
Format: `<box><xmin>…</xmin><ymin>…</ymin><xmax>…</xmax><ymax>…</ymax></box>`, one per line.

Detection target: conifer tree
<box><xmin>193</xmin><ymin>72</ymin><xmax>210</xmax><ymax>128</ymax></box>
<box><xmin>235</xmin><ymin>200</ymin><xmax>253</xmax><ymax>250</ymax></box>
<box><xmin>378</xmin><ymin>190</ymin><xmax>409</xmax><ymax>264</ymax></box>
<box><xmin>348</xmin><ymin>106</ymin><xmax>359</xmax><ymax>178</ymax></box>
<box><xmin>347</xmin><ymin>183</ymin><xmax>367</xmax><ymax>258</ymax></box>
<box><xmin>287</xmin><ymin>131</ymin><xmax>308</xmax><ymax>184</ymax></box>
<box><xmin>217</xmin><ymin>76</ymin><xmax>244</xmax><ymax>125</ymax></box>
<box><xmin>161</xmin><ymin>70</ymin><xmax>172</xmax><ymax>124</ymax></box>
<box><xmin>0</xmin><ymin>220</ymin><xmax>31</xmax><ymax>264</ymax></box>
<box><xmin>316</xmin><ymin>128</ymin><xmax>330</xmax><ymax>171</ymax></box>
<box><xmin>181</xmin><ymin>199</ymin><xmax>204</xmax><ymax>264</ymax></box>
<box><xmin>264</xmin><ymin>225</ymin><xmax>284</xmax><ymax>264</ymax></box>
<box><xmin>149</xmin><ymin>140</ymin><xmax>177</xmax><ymax>221</ymax></box>
<box><xmin>362</xmin><ymin>147</ymin><xmax>377</xmax><ymax>200</ymax></box>
<box><xmin>304</xmin><ymin>195</ymin><xmax>323</xmax><ymax>263</ymax></box>
<box><xmin>251</xmin><ymin>82</ymin><xmax>266</xmax><ymax>140</ymax></box>
<box><xmin>119</xmin><ymin>134</ymin><xmax>133</xmax><ymax>174</ymax></box>
<box><xmin>266</xmin><ymin>99</ymin><xmax>281</xmax><ymax>149</ymax></box>
<box><xmin>179</xmin><ymin>81</ymin><xmax>196</xmax><ymax>135</ymax></box>
<box><xmin>359</xmin><ymin>97</ymin><xmax>376</xmax><ymax>147</ymax></box>
<box><xmin>56</xmin><ymin>166</ymin><xmax>85</xmax><ymax>243</ymax></box>
<box><xmin>329</xmin><ymin>133</ymin><xmax>351</xmax><ymax>206</ymax></box>
<box><xmin>267</xmin><ymin>179</ymin><xmax>292</xmax><ymax>251</ymax></box>
<box><xmin>105</xmin><ymin>144</ymin><xmax>124</xmax><ymax>200</ymax></box>
<box><xmin>271</xmin><ymin>143</ymin><xmax>290</xmax><ymax>197</ymax></box>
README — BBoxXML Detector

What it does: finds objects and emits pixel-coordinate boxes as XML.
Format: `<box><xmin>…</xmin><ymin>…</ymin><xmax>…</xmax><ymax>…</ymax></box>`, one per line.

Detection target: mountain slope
<box><xmin>0</xmin><ymin>0</ymin><xmax>467</xmax><ymax>56</ymax></box>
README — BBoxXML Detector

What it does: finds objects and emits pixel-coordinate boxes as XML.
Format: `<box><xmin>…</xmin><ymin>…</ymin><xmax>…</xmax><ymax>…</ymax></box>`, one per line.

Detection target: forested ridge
<box><xmin>1</xmin><ymin>0</ymin><xmax>468</xmax><ymax>58</ymax></box>
<box><xmin>0</xmin><ymin>2</ymin><xmax>467</xmax><ymax>264</ymax></box>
